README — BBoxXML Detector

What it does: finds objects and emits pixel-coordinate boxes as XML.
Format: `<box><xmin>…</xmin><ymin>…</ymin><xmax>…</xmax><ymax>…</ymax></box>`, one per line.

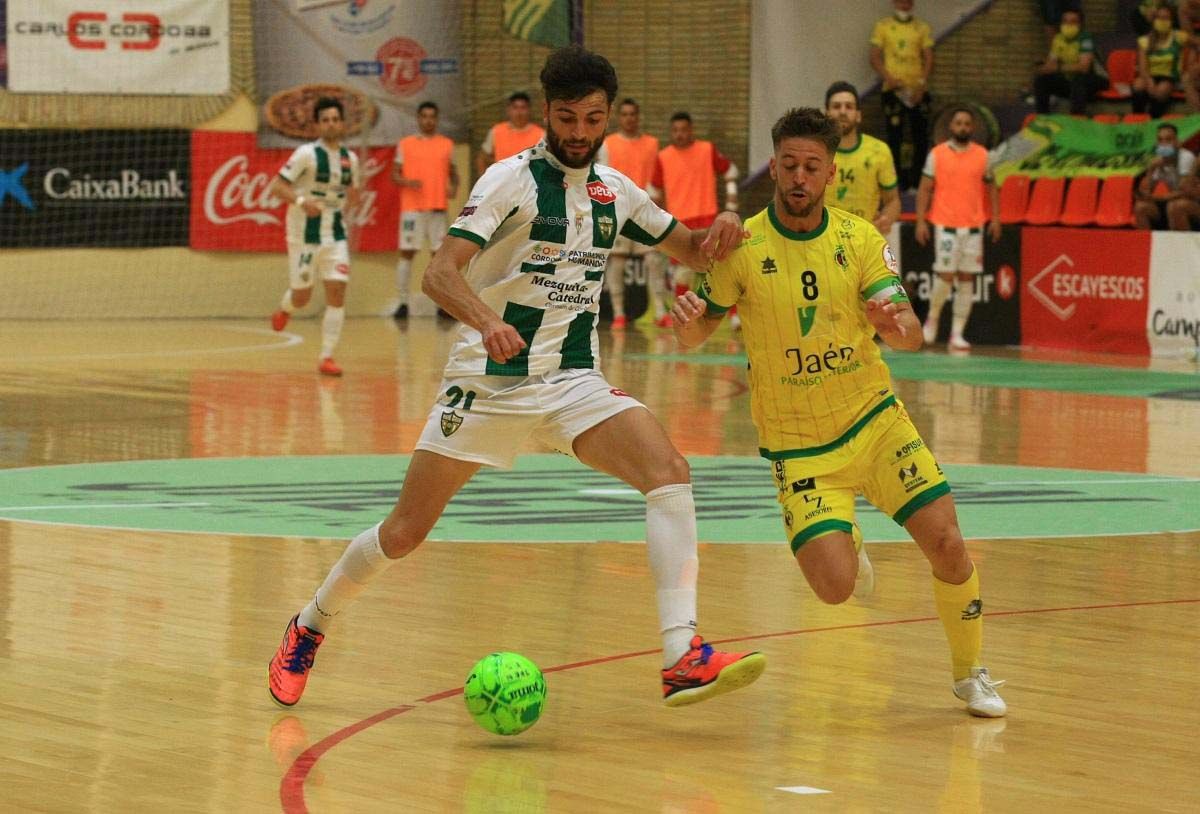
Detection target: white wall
<box><xmin>749</xmin><ymin>0</ymin><xmax>991</xmax><ymax>172</ymax></box>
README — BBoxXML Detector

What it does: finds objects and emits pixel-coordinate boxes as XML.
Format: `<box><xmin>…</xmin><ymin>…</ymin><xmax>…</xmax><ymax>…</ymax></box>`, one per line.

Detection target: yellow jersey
<box><xmin>870</xmin><ymin>15</ymin><xmax>934</xmax><ymax>86</ymax></box>
<box><xmin>833</xmin><ymin>133</ymin><xmax>898</xmax><ymax>221</ymax></box>
<box><xmin>699</xmin><ymin>204</ymin><xmax>907</xmax><ymax>463</ymax></box>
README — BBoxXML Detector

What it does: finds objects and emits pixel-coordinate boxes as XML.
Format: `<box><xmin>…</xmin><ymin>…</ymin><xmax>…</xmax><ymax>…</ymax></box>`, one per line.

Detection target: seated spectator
<box><xmin>1038</xmin><ymin>1</ymin><xmax>1082</xmax><ymax>45</ymax></box>
<box><xmin>1134</xmin><ymin>122</ymin><xmax>1199</xmax><ymax>229</ymax></box>
<box><xmin>1034</xmin><ymin>9</ymin><xmax>1107</xmax><ymax>114</ymax></box>
<box><xmin>1132</xmin><ymin>0</ymin><xmax>1178</xmax><ymax>36</ymax></box>
<box><xmin>1179</xmin><ymin>0</ymin><xmax>1200</xmax><ymax>109</ymax></box>
<box><xmin>1132</xmin><ymin>4</ymin><xmax>1190</xmax><ymax>118</ymax></box>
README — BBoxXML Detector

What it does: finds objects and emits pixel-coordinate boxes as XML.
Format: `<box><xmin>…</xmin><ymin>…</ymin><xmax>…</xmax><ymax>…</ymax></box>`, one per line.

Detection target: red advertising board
<box><xmin>1020</xmin><ymin>227</ymin><xmax>1151</xmax><ymax>355</ymax></box>
<box><xmin>189</xmin><ymin>130</ymin><xmax>399</xmax><ymax>252</ymax></box>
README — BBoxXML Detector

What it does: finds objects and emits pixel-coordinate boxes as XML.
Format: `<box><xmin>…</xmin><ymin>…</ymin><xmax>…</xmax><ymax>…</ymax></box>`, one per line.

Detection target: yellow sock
<box><xmin>932</xmin><ymin>565</ymin><xmax>982</xmax><ymax>681</ymax></box>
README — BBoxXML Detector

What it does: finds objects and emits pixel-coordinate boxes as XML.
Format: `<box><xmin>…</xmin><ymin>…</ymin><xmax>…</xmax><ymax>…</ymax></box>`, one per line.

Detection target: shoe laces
<box><xmin>972</xmin><ymin>669</ymin><xmax>1006</xmax><ymax>696</ymax></box>
<box><xmin>689</xmin><ymin>640</ymin><xmax>713</xmax><ymax>666</ymax></box>
<box><xmin>284</xmin><ymin>633</ymin><xmax>320</xmax><ymax>674</ymax></box>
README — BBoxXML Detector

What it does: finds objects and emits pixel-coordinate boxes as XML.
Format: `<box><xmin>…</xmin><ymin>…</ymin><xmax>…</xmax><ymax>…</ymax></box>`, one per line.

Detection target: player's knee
<box><xmin>292</xmin><ymin>287</ymin><xmax>314</xmax><ymax>307</ymax></box>
<box><xmin>806</xmin><ymin>571</ymin><xmax>854</xmax><ymax>605</ymax></box>
<box><xmin>661</xmin><ymin>452</ymin><xmax>691</xmax><ymax>487</ymax></box>
<box><xmin>923</xmin><ymin>525</ymin><xmax>968</xmax><ymax>570</ymax></box>
<box><xmin>377</xmin><ymin>516</ymin><xmax>425</xmax><ymax>558</ymax></box>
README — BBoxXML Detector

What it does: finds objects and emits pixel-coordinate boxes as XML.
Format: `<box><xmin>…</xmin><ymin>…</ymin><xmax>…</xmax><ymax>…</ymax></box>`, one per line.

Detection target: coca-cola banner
<box><xmin>0</xmin><ymin>129</ymin><xmax>190</xmax><ymax>248</ymax></box>
<box><xmin>189</xmin><ymin>130</ymin><xmax>398</xmax><ymax>252</ymax></box>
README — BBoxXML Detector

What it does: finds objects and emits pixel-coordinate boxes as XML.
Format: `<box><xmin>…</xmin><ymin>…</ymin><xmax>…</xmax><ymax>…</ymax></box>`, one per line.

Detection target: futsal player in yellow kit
<box><xmin>672</xmin><ymin>107</ymin><xmax>1007</xmax><ymax>717</ymax></box>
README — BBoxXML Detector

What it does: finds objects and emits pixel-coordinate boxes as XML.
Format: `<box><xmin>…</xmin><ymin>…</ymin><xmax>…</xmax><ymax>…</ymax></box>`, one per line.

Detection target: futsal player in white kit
<box><xmin>269</xmin><ymin>46</ymin><xmax>767</xmax><ymax>710</ymax></box>
<box><xmin>268</xmin><ymin>96</ymin><xmax>362</xmax><ymax>376</ymax></box>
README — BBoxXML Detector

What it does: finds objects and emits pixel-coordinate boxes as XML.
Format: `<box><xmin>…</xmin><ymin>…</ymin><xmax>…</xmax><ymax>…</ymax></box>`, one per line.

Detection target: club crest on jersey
<box><xmin>833</xmin><ymin>244</ymin><xmax>848</xmax><ymax>269</ymax></box>
<box><xmin>597</xmin><ymin>214</ymin><xmax>615</xmax><ymax>241</ymax></box>
<box><xmin>586</xmin><ymin>180</ymin><xmax>616</xmax><ymax>204</ymax></box>
<box><xmin>440</xmin><ymin>410</ymin><xmax>463</xmax><ymax>437</ymax></box>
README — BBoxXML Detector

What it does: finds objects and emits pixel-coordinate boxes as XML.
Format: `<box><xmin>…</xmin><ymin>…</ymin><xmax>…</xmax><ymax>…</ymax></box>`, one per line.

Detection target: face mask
<box><xmin>1154</xmin><ymin>18</ymin><xmax>1173</xmax><ymax>33</ymax></box>
<box><xmin>895</xmin><ymin>11</ymin><xmax>913</xmax><ymax>22</ymax></box>
<box><xmin>1156</xmin><ymin>144</ymin><xmax>1177</xmax><ymax>159</ymax></box>
<box><xmin>1060</xmin><ymin>23</ymin><xmax>1080</xmax><ymax>38</ymax></box>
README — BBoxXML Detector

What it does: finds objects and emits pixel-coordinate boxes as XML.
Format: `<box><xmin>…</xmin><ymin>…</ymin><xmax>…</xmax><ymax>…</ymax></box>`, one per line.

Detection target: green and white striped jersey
<box><xmin>446</xmin><ymin>143</ymin><xmax>676</xmax><ymax>377</ymax></box>
<box><xmin>278</xmin><ymin>140</ymin><xmax>361</xmax><ymax>245</ymax></box>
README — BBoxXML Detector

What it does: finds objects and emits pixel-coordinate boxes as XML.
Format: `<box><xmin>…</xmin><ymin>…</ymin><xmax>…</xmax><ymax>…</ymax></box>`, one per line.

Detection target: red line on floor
<box><xmin>279</xmin><ymin>596</ymin><xmax>1200</xmax><ymax>812</ymax></box>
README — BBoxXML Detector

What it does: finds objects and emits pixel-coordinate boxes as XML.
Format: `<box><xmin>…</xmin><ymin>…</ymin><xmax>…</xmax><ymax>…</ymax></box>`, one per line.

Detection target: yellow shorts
<box><xmin>771</xmin><ymin>402</ymin><xmax>950</xmax><ymax>554</ymax></box>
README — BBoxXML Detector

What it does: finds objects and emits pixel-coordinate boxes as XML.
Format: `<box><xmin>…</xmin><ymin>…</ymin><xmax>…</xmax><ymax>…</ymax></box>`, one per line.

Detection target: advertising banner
<box><xmin>189</xmin><ymin>130</ymin><xmax>399</xmax><ymax>252</ymax></box>
<box><xmin>5</xmin><ymin>0</ymin><xmax>230</xmax><ymax>95</ymax></box>
<box><xmin>899</xmin><ymin>223</ymin><xmax>1021</xmax><ymax>346</ymax></box>
<box><xmin>0</xmin><ymin>129</ymin><xmax>190</xmax><ymax>248</ymax></box>
<box><xmin>992</xmin><ymin>114</ymin><xmax>1200</xmax><ymax>183</ymax></box>
<box><xmin>1147</xmin><ymin>231</ymin><xmax>1200</xmax><ymax>358</ymax></box>
<box><xmin>253</xmin><ymin>0</ymin><xmax>463</xmax><ymax>149</ymax></box>
<box><xmin>1020</xmin><ymin>227</ymin><xmax>1151</xmax><ymax>355</ymax></box>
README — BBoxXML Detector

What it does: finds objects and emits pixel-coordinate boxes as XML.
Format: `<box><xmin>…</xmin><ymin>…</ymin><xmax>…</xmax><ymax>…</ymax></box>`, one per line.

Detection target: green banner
<box><xmin>503</xmin><ymin>0</ymin><xmax>571</xmax><ymax>48</ymax></box>
<box><xmin>992</xmin><ymin>114</ymin><xmax>1200</xmax><ymax>183</ymax></box>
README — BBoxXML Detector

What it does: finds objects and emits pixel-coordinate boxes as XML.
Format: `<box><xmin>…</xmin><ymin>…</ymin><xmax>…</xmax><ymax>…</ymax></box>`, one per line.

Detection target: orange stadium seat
<box><xmin>1122</xmin><ymin>112</ymin><xmax>1151</xmax><ymax>123</ymax></box>
<box><xmin>1024</xmin><ymin>177</ymin><xmax>1067</xmax><ymax>225</ymax></box>
<box><xmin>1094</xmin><ymin>175</ymin><xmax>1136</xmax><ymax>227</ymax></box>
<box><xmin>1059</xmin><ymin>176</ymin><xmax>1100</xmax><ymax>225</ymax></box>
<box><xmin>1099</xmin><ymin>50</ymin><xmax>1136</xmax><ymax>100</ymax></box>
<box><xmin>998</xmin><ymin>174</ymin><xmax>1032</xmax><ymax>223</ymax></box>
<box><xmin>1093</xmin><ymin>113</ymin><xmax>1121</xmax><ymax>124</ymax></box>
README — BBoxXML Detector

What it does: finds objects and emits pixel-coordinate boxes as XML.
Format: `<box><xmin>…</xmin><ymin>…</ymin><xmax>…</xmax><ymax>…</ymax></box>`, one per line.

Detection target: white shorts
<box><xmin>288</xmin><ymin>241</ymin><xmax>350</xmax><ymax>288</ymax></box>
<box><xmin>415</xmin><ymin>368</ymin><xmax>644</xmax><ymax>469</ymax></box>
<box><xmin>610</xmin><ymin>234</ymin><xmax>653</xmax><ymax>257</ymax></box>
<box><xmin>932</xmin><ymin>225</ymin><xmax>983</xmax><ymax>274</ymax></box>
<box><xmin>399</xmin><ymin>210</ymin><xmax>448</xmax><ymax>251</ymax></box>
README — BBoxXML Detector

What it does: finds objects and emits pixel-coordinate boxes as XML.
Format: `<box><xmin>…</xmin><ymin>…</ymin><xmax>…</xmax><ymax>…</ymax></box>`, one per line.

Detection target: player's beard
<box><xmin>546</xmin><ymin>128</ymin><xmax>605</xmax><ymax>169</ymax></box>
<box><xmin>778</xmin><ymin>185</ymin><xmax>823</xmax><ymax>219</ymax></box>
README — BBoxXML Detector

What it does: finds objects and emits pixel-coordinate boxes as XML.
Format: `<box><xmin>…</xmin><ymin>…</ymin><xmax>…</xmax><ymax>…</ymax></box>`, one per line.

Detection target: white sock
<box><xmin>645</xmin><ymin>483</ymin><xmax>699</xmax><ymax>667</ymax></box>
<box><xmin>927</xmin><ymin>276</ymin><xmax>952</xmax><ymax>326</ymax></box>
<box><xmin>951</xmin><ymin>278</ymin><xmax>975</xmax><ymax>338</ymax></box>
<box><xmin>279</xmin><ymin>289</ymin><xmax>296</xmax><ymax>314</ymax></box>
<box><xmin>297</xmin><ymin>523</ymin><xmax>394</xmax><ymax>632</ymax></box>
<box><xmin>605</xmin><ymin>255</ymin><xmax>626</xmax><ymax>317</ymax></box>
<box><xmin>320</xmin><ymin>306</ymin><xmax>345</xmax><ymax>359</ymax></box>
<box><xmin>395</xmin><ymin>258</ymin><xmax>412</xmax><ymax>304</ymax></box>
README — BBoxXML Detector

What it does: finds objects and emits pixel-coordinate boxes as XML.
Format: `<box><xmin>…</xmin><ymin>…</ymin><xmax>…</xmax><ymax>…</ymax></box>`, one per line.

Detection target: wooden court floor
<box><xmin>0</xmin><ymin>316</ymin><xmax>1197</xmax><ymax>813</ymax></box>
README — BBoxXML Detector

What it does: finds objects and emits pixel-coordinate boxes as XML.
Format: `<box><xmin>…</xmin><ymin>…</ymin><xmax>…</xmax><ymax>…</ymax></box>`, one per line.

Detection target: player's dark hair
<box><xmin>313</xmin><ymin>96</ymin><xmax>344</xmax><ymax>122</ymax></box>
<box><xmin>1061</xmin><ymin>8</ymin><xmax>1083</xmax><ymax>24</ymax></box>
<box><xmin>771</xmin><ymin>107</ymin><xmax>840</xmax><ymax>154</ymax></box>
<box><xmin>620</xmin><ymin>97</ymin><xmax>639</xmax><ymax>111</ymax></box>
<box><xmin>1158</xmin><ymin>122</ymin><xmax>1179</xmax><ymax>136</ymax></box>
<box><xmin>949</xmin><ymin>106</ymin><xmax>976</xmax><ymax>122</ymax></box>
<box><xmin>824</xmin><ymin>81</ymin><xmax>859</xmax><ymax>109</ymax></box>
<box><xmin>670</xmin><ymin>111</ymin><xmax>692</xmax><ymax>124</ymax></box>
<box><xmin>539</xmin><ymin>45</ymin><xmax>618</xmax><ymax>104</ymax></box>
<box><xmin>508</xmin><ymin>91</ymin><xmax>531</xmax><ymax>104</ymax></box>
<box><xmin>417</xmin><ymin>100</ymin><xmax>439</xmax><ymax>114</ymax></box>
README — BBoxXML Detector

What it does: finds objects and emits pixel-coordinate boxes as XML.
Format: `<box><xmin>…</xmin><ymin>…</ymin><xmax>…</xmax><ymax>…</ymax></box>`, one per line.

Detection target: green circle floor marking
<box><xmin>0</xmin><ymin>455</ymin><xmax>1195</xmax><ymax>543</ymax></box>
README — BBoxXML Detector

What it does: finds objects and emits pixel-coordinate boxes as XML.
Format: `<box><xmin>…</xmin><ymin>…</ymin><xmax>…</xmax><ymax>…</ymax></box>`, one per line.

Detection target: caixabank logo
<box><xmin>0</xmin><ymin>130</ymin><xmax>190</xmax><ymax>248</ymax></box>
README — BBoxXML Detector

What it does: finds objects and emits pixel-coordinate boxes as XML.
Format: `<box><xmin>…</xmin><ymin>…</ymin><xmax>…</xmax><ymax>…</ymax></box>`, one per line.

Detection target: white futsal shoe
<box><xmin>851</xmin><ymin>523</ymin><xmax>875</xmax><ymax>599</ymax></box>
<box><xmin>953</xmin><ymin>667</ymin><xmax>1008</xmax><ymax>717</ymax></box>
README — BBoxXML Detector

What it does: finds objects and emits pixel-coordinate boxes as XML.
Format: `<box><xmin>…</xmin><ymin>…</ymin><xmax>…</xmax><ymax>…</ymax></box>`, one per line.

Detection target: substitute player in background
<box><xmin>475</xmin><ymin>91</ymin><xmax>545</xmax><ymax>177</ymax></box>
<box><xmin>270</xmin><ymin>45</ymin><xmax>765</xmax><ymax>711</ymax></box>
<box><xmin>915</xmin><ymin>107</ymin><xmax>1001</xmax><ymax>350</ymax></box>
<box><xmin>269</xmin><ymin>97</ymin><xmax>362</xmax><ymax>377</ymax></box>
<box><xmin>824</xmin><ymin>81</ymin><xmax>900</xmax><ymax>235</ymax></box>
<box><xmin>653</xmin><ymin>112</ymin><xmax>739</xmax><ymax>327</ymax></box>
<box><xmin>672</xmin><ymin>107</ymin><xmax>1006</xmax><ymax>718</ymax></box>
<box><xmin>598</xmin><ymin>98</ymin><xmax>661</xmax><ymax>328</ymax></box>
<box><xmin>391</xmin><ymin>101</ymin><xmax>459</xmax><ymax>319</ymax></box>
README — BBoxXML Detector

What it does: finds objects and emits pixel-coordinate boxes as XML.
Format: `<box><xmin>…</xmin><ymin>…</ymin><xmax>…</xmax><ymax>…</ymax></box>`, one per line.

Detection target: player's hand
<box><xmin>300</xmin><ymin>200</ymin><xmax>322</xmax><ymax>217</ymax></box>
<box><xmin>915</xmin><ymin>220</ymin><xmax>930</xmax><ymax>246</ymax></box>
<box><xmin>701</xmin><ymin>212</ymin><xmax>748</xmax><ymax>261</ymax></box>
<box><xmin>865</xmin><ymin>297</ymin><xmax>910</xmax><ymax>339</ymax></box>
<box><xmin>873</xmin><ymin>213</ymin><xmax>895</xmax><ymax>235</ymax></box>
<box><xmin>407</xmin><ymin>178</ymin><xmax>424</xmax><ymax>190</ymax></box>
<box><xmin>671</xmin><ymin>290</ymin><xmax>708</xmax><ymax>326</ymax></box>
<box><xmin>989</xmin><ymin>219</ymin><xmax>1003</xmax><ymax>243</ymax></box>
<box><xmin>481</xmin><ymin>319</ymin><xmax>527</xmax><ymax>364</ymax></box>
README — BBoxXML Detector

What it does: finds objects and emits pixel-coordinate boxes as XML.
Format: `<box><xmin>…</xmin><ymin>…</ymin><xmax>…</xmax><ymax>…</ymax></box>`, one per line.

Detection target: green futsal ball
<box><xmin>463</xmin><ymin>652</ymin><xmax>547</xmax><ymax>736</ymax></box>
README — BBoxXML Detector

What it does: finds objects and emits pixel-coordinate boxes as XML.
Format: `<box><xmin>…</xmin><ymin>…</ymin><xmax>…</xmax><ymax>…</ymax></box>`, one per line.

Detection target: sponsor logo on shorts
<box><xmin>609</xmin><ymin>388</ymin><xmax>630</xmax><ymax>397</ymax></box>
<box><xmin>898</xmin><ymin>462</ymin><xmax>929</xmax><ymax>493</ymax></box>
<box><xmin>791</xmin><ymin>477</ymin><xmax>815</xmax><ymax>494</ymax></box>
<box><xmin>894</xmin><ymin>438</ymin><xmax>924</xmax><ymax>460</ymax></box>
<box><xmin>961</xmin><ymin>599</ymin><xmax>982</xmax><ymax>620</ymax></box>
<box><xmin>335</xmin><ymin>263</ymin><xmax>350</xmax><ymax>275</ymax></box>
<box><xmin>802</xmin><ymin>492</ymin><xmax>831</xmax><ymax>520</ymax></box>
<box><xmin>784</xmin><ymin>510</ymin><xmax>794</xmax><ymax>531</ymax></box>
<box><xmin>440</xmin><ymin>410</ymin><xmax>463</xmax><ymax>437</ymax></box>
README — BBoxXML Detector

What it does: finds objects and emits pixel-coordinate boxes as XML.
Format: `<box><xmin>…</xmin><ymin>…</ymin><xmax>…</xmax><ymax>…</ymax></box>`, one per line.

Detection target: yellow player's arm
<box><xmin>866</xmin><ymin>296</ymin><xmax>923</xmax><ymax>351</ymax></box>
<box><xmin>672</xmin><ymin>291</ymin><xmax>724</xmax><ymax>349</ymax></box>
